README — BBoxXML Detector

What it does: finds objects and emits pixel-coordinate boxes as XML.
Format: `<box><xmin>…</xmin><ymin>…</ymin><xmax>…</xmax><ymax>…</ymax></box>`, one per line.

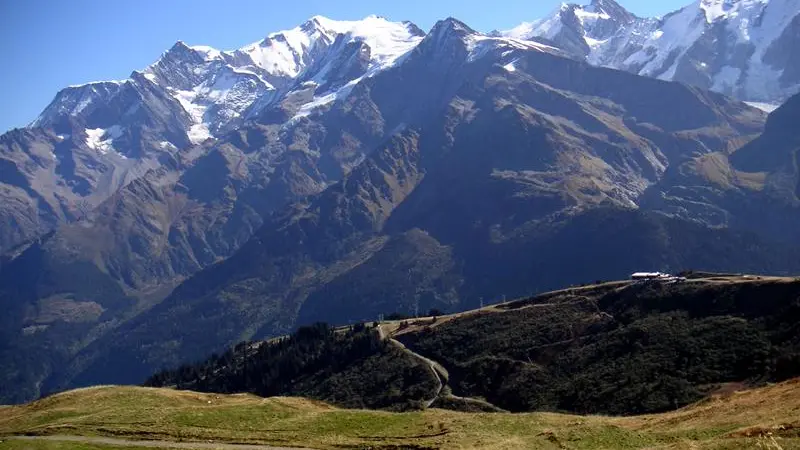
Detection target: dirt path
<box><xmin>377</xmin><ymin>324</ymin><xmax>505</xmax><ymax>411</ymax></box>
<box><xmin>377</xmin><ymin>324</ymin><xmax>443</xmax><ymax>408</ymax></box>
<box><xmin>5</xmin><ymin>435</ymin><xmax>316</xmax><ymax>450</ymax></box>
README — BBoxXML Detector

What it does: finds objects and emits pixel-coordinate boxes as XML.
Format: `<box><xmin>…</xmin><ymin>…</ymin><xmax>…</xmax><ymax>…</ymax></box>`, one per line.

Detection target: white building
<box><xmin>630</xmin><ymin>272</ymin><xmax>686</xmax><ymax>283</ymax></box>
<box><xmin>631</xmin><ymin>272</ymin><xmax>670</xmax><ymax>281</ymax></box>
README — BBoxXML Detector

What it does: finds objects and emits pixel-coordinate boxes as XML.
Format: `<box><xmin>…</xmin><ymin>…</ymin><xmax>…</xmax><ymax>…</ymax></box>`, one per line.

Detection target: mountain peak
<box><xmin>160</xmin><ymin>40</ymin><xmax>206</xmax><ymax>65</ymax></box>
<box><xmin>416</xmin><ymin>17</ymin><xmax>480</xmax><ymax>59</ymax></box>
<box><xmin>307</xmin><ymin>14</ymin><xmax>332</xmax><ymax>23</ymax></box>
<box><xmin>31</xmin><ymin>80</ymin><xmax>127</xmax><ymax>128</ymax></box>
<box><xmin>295</xmin><ymin>14</ymin><xmax>424</xmax><ymax>39</ymax></box>
<box><xmin>402</xmin><ymin>20</ymin><xmax>427</xmax><ymax>37</ymax></box>
<box><xmin>588</xmin><ymin>0</ymin><xmax>637</xmax><ymax>22</ymax></box>
<box><xmin>300</xmin><ymin>15</ymin><xmax>336</xmax><ymax>35</ymax></box>
<box><xmin>427</xmin><ymin>17</ymin><xmax>477</xmax><ymax>42</ymax></box>
<box><xmin>169</xmin><ymin>40</ymin><xmax>191</xmax><ymax>52</ymax></box>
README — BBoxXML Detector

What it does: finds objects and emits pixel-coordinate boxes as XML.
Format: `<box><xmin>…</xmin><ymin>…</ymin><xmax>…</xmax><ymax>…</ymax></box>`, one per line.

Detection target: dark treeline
<box><xmin>145</xmin><ymin>323</ymin><xmax>438</xmax><ymax>410</ymax></box>
<box><xmin>146</xmin><ymin>280</ymin><xmax>800</xmax><ymax>416</ymax></box>
<box><xmin>399</xmin><ymin>280</ymin><xmax>800</xmax><ymax>415</ymax></box>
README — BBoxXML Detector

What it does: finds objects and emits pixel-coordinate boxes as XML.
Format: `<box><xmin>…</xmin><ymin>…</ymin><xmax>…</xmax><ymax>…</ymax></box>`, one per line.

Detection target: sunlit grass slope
<box><xmin>2</xmin><ymin>379</ymin><xmax>800</xmax><ymax>449</ymax></box>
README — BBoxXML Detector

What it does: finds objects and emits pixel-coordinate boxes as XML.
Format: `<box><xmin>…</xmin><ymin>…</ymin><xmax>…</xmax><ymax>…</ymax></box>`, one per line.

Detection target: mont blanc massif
<box><xmin>2</xmin><ymin>0</ymin><xmax>800</xmax><ymax>406</ymax></box>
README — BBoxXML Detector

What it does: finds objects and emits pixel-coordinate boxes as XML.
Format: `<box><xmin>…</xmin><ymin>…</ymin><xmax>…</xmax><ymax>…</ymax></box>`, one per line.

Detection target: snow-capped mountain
<box><xmin>33</xmin><ymin>16</ymin><xmax>425</xmax><ymax>147</ymax></box>
<box><xmin>0</xmin><ymin>15</ymin><xmax>427</xmax><ymax>254</ymax></box>
<box><xmin>500</xmin><ymin>0</ymin><xmax>800</xmax><ymax>104</ymax></box>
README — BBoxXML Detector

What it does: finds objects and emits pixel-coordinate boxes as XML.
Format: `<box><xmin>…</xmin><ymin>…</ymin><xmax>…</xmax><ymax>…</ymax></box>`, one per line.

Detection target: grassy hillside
<box><xmin>1</xmin><ymin>380</ymin><xmax>800</xmax><ymax>450</ymax></box>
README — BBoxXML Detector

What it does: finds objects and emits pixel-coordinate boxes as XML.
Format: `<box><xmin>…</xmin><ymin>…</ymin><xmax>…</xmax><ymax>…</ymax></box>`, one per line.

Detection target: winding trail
<box><xmin>379</xmin><ymin>325</ymin><xmax>445</xmax><ymax>408</ymax></box>
<box><xmin>5</xmin><ymin>435</ymin><xmax>315</xmax><ymax>450</ymax></box>
<box><xmin>376</xmin><ymin>324</ymin><xmax>505</xmax><ymax>411</ymax></box>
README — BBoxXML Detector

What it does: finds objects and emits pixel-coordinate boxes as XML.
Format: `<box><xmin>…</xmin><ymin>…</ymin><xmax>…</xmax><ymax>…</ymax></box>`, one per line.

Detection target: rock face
<box><xmin>500</xmin><ymin>0</ymin><xmax>800</xmax><ymax>104</ymax></box>
<box><xmin>1</xmin><ymin>13</ymin><xmax>799</xmax><ymax>405</ymax></box>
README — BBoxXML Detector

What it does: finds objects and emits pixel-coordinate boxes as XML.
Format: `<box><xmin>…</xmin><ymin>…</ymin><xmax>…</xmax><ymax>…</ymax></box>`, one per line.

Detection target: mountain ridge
<box><xmin>11</xmin><ymin>0</ymin><xmax>800</xmax><ymax>146</ymax></box>
<box><xmin>500</xmin><ymin>0</ymin><xmax>800</xmax><ymax>103</ymax></box>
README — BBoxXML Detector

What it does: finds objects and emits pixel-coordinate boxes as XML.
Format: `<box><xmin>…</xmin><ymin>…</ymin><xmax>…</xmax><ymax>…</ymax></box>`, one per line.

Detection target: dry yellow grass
<box><xmin>620</xmin><ymin>378</ymin><xmax>800</xmax><ymax>436</ymax></box>
<box><xmin>1</xmin><ymin>379</ymin><xmax>799</xmax><ymax>450</ymax></box>
<box><xmin>692</xmin><ymin>152</ymin><xmax>768</xmax><ymax>192</ymax></box>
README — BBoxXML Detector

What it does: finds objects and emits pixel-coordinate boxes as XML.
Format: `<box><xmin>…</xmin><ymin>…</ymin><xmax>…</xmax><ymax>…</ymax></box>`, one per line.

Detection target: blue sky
<box><xmin>0</xmin><ymin>0</ymin><xmax>688</xmax><ymax>133</ymax></box>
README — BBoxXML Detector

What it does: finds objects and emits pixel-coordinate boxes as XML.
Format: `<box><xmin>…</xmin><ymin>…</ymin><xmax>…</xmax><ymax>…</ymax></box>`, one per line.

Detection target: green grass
<box><xmin>2</xmin><ymin>381</ymin><xmax>800</xmax><ymax>450</ymax></box>
<box><xmin>1</xmin><ymin>443</ymin><xmax>103</xmax><ymax>450</ymax></box>
<box><xmin>0</xmin><ymin>440</ymin><xmax>170</xmax><ymax>450</ymax></box>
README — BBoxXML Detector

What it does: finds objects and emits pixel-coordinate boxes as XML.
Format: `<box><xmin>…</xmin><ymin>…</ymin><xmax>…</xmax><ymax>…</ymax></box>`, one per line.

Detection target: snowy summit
<box><xmin>500</xmin><ymin>0</ymin><xmax>800</xmax><ymax>103</ymax></box>
<box><xmin>33</xmin><ymin>16</ymin><xmax>427</xmax><ymax>144</ymax></box>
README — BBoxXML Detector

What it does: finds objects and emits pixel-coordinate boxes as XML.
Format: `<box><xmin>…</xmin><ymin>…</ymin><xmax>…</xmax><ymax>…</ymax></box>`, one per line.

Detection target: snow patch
<box><xmin>466</xmin><ymin>35</ymin><xmax>559</xmax><ymax>63</ymax></box>
<box><xmin>190</xmin><ymin>45</ymin><xmax>224</xmax><ymax>61</ymax></box>
<box><xmin>293</xmin><ymin>90</ymin><xmax>341</xmax><ymax>118</ymax></box>
<box><xmin>700</xmin><ymin>0</ymin><xmax>733</xmax><ymax>23</ymax></box>
<box><xmin>289</xmin><ymin>78</ymin><xmax>362</xmax><ymax>124</ymax></box>
<box><xmin>167</xmin><ymin>67</ymin><xmax>273</xmax><ymax>144</ymax></box>
<box><xmin>187</xmin><ymin>124</ymin><xmax>212</xmax><ymax>144</ymax></box>
<box><xmin>584</xmin><ymin>36</ymin><xmax>607</xmax><ymax>48</ymax></box>
<box><xmin>172</xmin><ymin>88</ymin><xmax>211</xmax><ymax>144</ymax></box>
<box><xmin>172</xmin><ymin>89</ymin><xmax>207</xmax><ymax>123</ymax></box>
<box><xmin>574</xmin><ymin>6</ymin><xmax>612</xmax><ymax>24</ymax></box>
<box><xmin>745</xmin><ymin>101</ymin><xmax>780</xmax><ymax>112</ymax></box>
<box><xmin>502</xmin><ymin>21</ymin><xmax>539</xmax><ymax>40</ymax></box>
<box><xmin>85</xmin><ymin>126</ymin><xmax>124</xmax><ymax>157</ymax></box>
<box><xmin>67</xmin><ymin>79</ymin><xmax>125</xmax><ymax>89</ymax></box>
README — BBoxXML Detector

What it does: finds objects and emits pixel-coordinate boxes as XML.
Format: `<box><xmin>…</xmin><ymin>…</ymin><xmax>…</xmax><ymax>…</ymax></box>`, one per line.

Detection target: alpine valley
<box><xmin>1</xmin><ymin>0</ymin><xmax>800</xmax><ymax>405</ymax></box>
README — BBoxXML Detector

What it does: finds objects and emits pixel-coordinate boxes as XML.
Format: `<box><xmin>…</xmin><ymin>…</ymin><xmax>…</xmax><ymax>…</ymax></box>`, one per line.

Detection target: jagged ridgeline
<box><xmin>147</xmin><ymin>277</ymin><xmax>800</xmax><ymax>415</ymax></box>
<box><xmin>499</xmin><ymin>0</ymin><xmax>800</xmax><ymax>104</ymax></box>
